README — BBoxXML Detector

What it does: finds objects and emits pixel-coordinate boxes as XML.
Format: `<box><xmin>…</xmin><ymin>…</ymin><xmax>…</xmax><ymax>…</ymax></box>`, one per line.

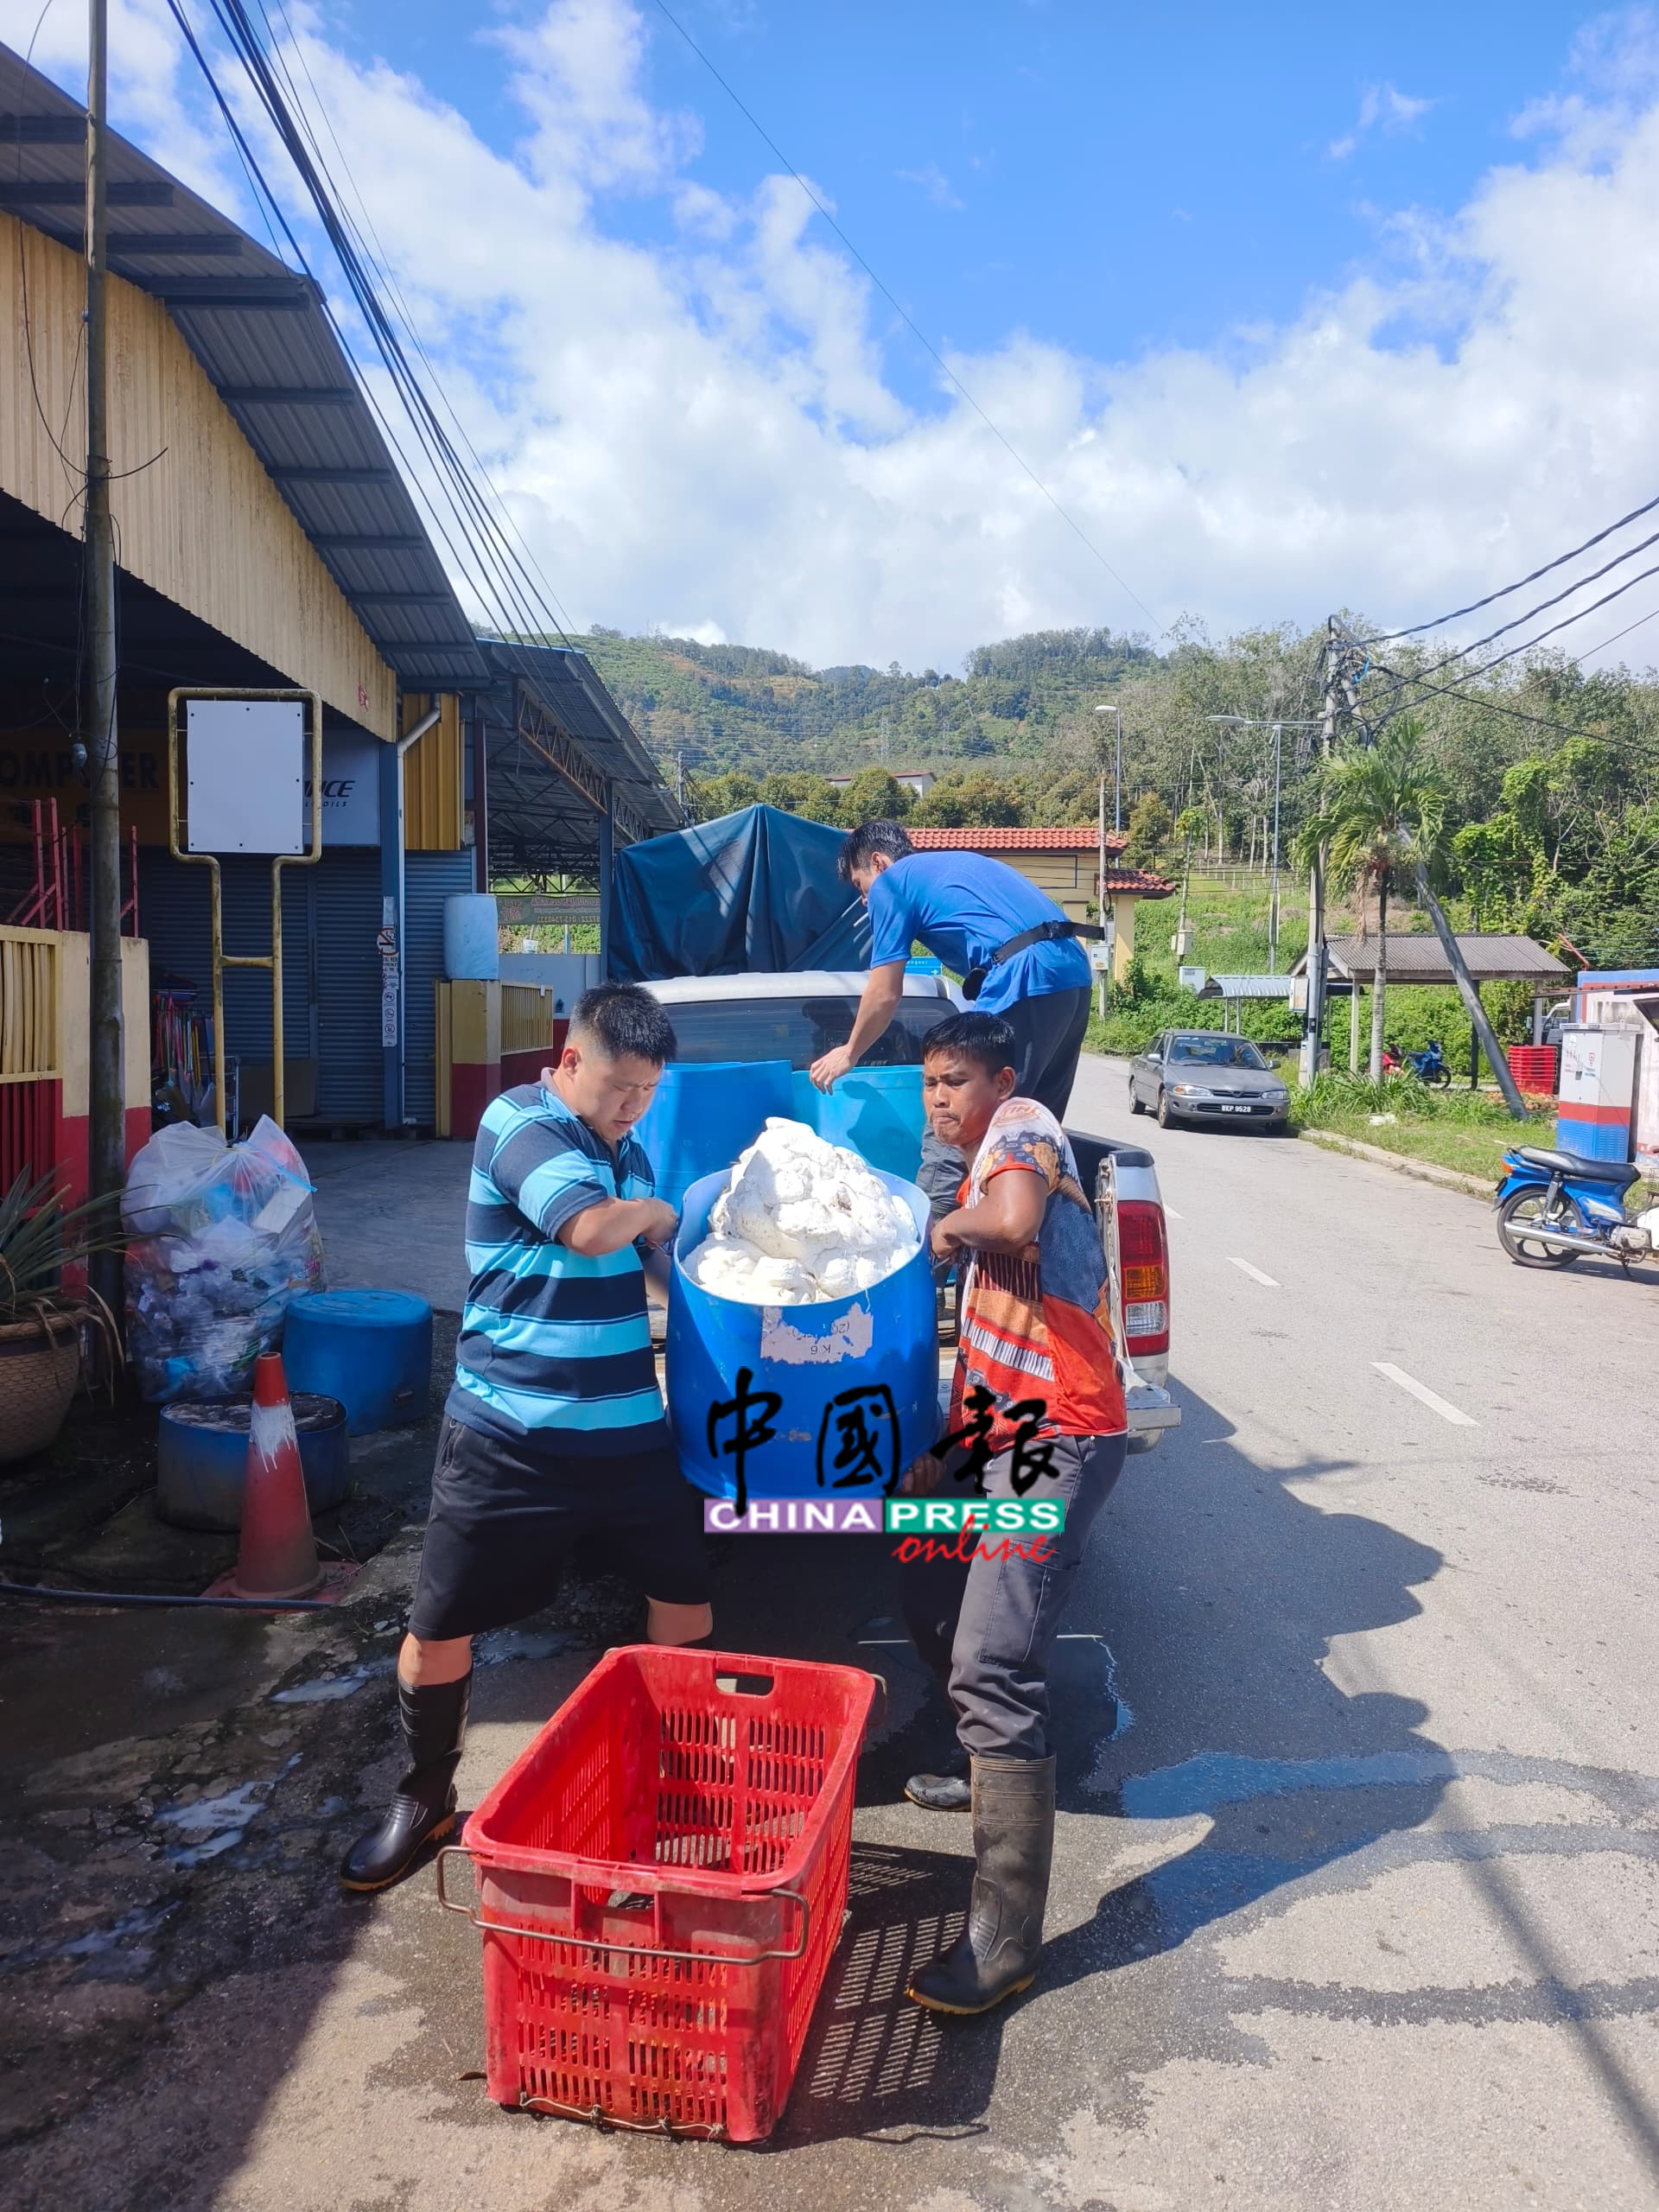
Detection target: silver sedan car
<box><xmin>1129</xmin><ymin>1029</ymin><xmax>1292</xmax><ymax>1132</ymax></box>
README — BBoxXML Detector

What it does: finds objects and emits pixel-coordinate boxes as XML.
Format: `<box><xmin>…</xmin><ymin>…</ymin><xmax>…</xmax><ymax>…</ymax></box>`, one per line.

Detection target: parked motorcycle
<box><xmin>1493</xmin><ymin>1144</ymin><xmax>1659</xmax><ymax>1269</ymax></box>
<box><xmin>1380</xmin><ymin>1040</ymin><xmax>1451</xmax><ymax>1087</ymax></box>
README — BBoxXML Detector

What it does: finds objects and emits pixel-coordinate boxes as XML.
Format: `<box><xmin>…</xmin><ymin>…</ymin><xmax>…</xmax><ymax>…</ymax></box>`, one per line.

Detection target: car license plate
<box><xmin>1220</xmin><ymin>1104</ymin><xmax>1252</xmax><ymax>1114</ymax></box>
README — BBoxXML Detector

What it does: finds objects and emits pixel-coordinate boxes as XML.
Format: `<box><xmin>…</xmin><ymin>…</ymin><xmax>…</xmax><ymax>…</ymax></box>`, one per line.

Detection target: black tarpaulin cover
<box><xmin>609</xmin><ymin>804</ymin><xmax>871</xmax><ymax>979</ymax></box>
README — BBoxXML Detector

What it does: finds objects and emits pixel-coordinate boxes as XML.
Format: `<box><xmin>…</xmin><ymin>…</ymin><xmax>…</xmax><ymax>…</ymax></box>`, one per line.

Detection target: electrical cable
<box><xmin>251</xmin><ymin>0</ymin><xmax>582</xmax><ymax>640</ymax></box>
<box><xmin>167</xmin><ymin>0</ymin><xmax>551</xmax><ymax>648</ymax></box>
<box><xmin>1359</xmin><ymin>485</ymin><xmax>1659</xmax><ymax>645</ymax></box>
<box><xmin>1370</xmin><ymin>555</ymin><xmax>1659</xmax><ymax>706</ymax></box>
<box><xmin>648</xmin><ymin>0</ymin><xmax>1163</xmax><ymax>637</ymax></box>
<box><xmin>1359</xmin><ymin>654</ymin><xmax>1620</xmax><ymax>742</ymax></box>
<box><xmin>1371</xmin><ymin>524</ymin><xmax>1659</xmax><ymax>695</ymax></box>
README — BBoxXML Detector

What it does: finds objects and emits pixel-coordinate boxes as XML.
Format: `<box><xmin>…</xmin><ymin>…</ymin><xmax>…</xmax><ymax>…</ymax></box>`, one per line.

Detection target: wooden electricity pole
<box><xmin>85</xmin><ymin>0</ymin><xmax>125</xmax><ymax>1312</ymax></box>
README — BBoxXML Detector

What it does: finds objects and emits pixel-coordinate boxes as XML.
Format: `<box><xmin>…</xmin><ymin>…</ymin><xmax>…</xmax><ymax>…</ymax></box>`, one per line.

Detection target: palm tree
<box><xmin>1294</xmin><ymin>717</ymin><xmax>1446</xmax><ymax>1082</ymax></box>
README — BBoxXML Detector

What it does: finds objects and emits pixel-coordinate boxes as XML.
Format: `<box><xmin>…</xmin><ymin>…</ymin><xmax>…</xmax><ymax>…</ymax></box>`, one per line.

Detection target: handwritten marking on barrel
<box><xmin>1374</xmin><ymin>1362</ymin><xmax>1477</xmax><ymax>1427</ymax></box>
<box><xmin>1227</xmin><ymin>1256</ymin><xmax>1280</xmax><ymax>1288</ymax></box>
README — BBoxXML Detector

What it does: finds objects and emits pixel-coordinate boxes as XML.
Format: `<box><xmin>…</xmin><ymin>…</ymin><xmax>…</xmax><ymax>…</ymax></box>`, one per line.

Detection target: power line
<box><xmin>1361</xmin><ymin>653</ymin><xmax>1621</xmax><ymax>742</ymax></box>
<box><xmin>170</xmin><ymin>0</ymin><xmax>572</xmax><ymax>650</ymax></box>
<box><xmin>648</xmin><ymin>0</ymin><xmax>1163</xmax><ymax>637</ymax></box>
<box><xmin>1372</xmin><ymin>524</ymin><xmax>1659</xmax><ymax>696</ymax></box>
<box><xmin>1374</xmin><ymin>555</ymin><xmax>1659</xmax><ymax>705</ymax></box>
<box><xmin>1360</xmin><ymin>485</ymin><xmax>1659</xmax><ymax>645</ymax></box>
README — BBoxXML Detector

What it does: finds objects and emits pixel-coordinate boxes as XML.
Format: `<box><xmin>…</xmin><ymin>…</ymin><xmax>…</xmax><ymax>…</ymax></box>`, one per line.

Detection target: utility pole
<box><xmin>85</xmin><ymin>0</ymin><xmax>125</xmax><ymax>1316</ymax></box>
<box><xmin>1300</xmin><ymin>620</ymin><xmax>1341</xmax><ymax>1087</ymax></box>
<box><xmin>1268</xmin><ymin>720</ymin><xmax>1283</xmax><ymax>974</ymax></box>
<box><xmin>1096</xmin><ymin>763</ymin><xmax>1109</xmax><ymax>1019</ymax></box>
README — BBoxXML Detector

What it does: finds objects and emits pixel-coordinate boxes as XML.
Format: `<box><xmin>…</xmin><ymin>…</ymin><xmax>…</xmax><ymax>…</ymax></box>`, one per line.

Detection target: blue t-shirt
<box><xmin>865</xmin><ymin>852</ymin><xmax>1091</xmax><ymax>1011</ymax></box>
<box><xmin>448</xmin><ymin>1083</ymin><xmax>669</xmax><ymax>1457</ymax></box>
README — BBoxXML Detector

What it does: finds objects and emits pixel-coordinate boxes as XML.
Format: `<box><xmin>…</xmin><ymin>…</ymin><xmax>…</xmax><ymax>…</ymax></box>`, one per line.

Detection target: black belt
<box><xmin>962</xmin><ymin>919</ymin><xmax>1105</xmax><ymax>1002</ymax></box>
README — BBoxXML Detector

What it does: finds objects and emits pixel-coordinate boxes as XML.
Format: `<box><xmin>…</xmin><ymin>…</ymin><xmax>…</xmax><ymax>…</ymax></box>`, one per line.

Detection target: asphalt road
<box><xmin>9</xmin><ymin>1056</ymin><xmax>1657</xmax><ymax>2210</ymax></box>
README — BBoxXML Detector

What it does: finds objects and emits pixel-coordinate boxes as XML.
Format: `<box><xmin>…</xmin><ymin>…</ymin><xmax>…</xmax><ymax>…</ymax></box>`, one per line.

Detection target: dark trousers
<box><xmin>917</xmin><ymin>983</ymin><xmax>1091</xmax><ymax>1223</ymax></box>
<box><xmin>898</xmin><ymin>1431</ymin><xmax>1126</xmax><ymax>1761</ymax></box>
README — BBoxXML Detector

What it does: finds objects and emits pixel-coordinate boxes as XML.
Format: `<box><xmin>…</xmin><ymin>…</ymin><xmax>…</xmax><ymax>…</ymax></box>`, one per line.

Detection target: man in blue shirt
<box><xmin>809</xmin><ymin>820</ymin><xmax>1096</xmax><ymax>1218</ymax></box>
<box><xmin>340</xmin><ymin>984</ymin><xmax>712</xmax><ymax>1892</ymax></box>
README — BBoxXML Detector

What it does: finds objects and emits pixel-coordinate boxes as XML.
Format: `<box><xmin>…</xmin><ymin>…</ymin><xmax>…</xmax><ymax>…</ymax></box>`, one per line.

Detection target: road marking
<box><xmin>1374</xmin><ymin>1362</ymin><xmax>1478</xmax><ymax>1427</ymax></box>
<box><xmin>1227</xmin><ymin>1256</ymin><xmax>1280</xmax><ymax>1287</ymax></box>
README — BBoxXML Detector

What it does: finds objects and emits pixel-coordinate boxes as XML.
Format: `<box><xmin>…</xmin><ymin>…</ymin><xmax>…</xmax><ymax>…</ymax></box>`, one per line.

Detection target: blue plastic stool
<box><xmin>283</xmin><ymin>1289</ymin><xmax>433</xmax><ymax>1435</ymax></box>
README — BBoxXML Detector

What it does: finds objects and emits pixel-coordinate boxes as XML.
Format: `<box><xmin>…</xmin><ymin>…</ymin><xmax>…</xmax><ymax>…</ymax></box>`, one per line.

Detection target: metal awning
<box><xmin>1</xmin><ymin>44</ymin><xmax>489</xmax><ymax>694</ymax></box>
<box><xmin>1291</xmin><ymin>934</ymin><xmax>1570</xmax><ymax>987</ymax></box>
<box><xmin>480</xmin><ymin>641</ymin><xmax>681</xmax><ymax>883</ymax></box>
<box><xmin>1199</xmin><ymin>973</ymin><xmax>1295</xmax><ymax>1000</ymax></box>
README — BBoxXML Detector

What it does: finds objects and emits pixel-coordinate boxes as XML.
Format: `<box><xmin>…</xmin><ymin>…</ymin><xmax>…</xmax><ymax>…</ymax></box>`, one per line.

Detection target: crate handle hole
<box><xmin>714</xmin><ymin>1672</ymin><xmax>774</xmax><ymax>1698</ymax></box>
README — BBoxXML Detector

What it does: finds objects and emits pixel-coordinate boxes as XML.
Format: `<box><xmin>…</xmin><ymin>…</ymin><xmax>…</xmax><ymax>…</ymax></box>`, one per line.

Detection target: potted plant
<box><xmin>0</xmin><ymin>1169</ymin><xmax>119</xmax><ymax>1465</ymax></box>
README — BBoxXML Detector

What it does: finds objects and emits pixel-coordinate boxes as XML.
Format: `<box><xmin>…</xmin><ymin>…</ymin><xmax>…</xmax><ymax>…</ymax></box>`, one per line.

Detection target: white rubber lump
<box><xmin>682</xmin><ymin>1117</ymin><xmax>920</xmax><ymax>1306</ymax></box>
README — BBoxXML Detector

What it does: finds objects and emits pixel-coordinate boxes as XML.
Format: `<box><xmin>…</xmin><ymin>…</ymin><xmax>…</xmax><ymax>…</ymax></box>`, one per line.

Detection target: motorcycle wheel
<box><xmin>1497</xmin><ymin>1187</ymin><xmax>1586</xmax><ymax>1268</ymax></box>
<box><xmin>1428</xmin><ymin>1067</ymin><xmax>1452</xmax><ymax>1089</ymax></box>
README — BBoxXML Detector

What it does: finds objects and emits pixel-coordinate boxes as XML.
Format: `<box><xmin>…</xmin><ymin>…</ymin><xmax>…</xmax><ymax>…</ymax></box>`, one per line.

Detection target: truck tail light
<box><xmin>1118</xmin><ymin>1198</ymin><xmax>1170</xmax><ymax>1357</ymax></box>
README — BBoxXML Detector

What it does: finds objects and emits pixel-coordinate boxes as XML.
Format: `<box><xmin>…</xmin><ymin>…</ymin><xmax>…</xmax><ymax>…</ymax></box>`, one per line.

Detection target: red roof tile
<box><xmin>899</xmin><ymin>825</ymin><xmax>1173</xmax><ymax>896</ymax></box>
<box><xmin>906</xmin><ymin>825</ymin><xmax>1128</xmax><ymax>852</ymax></box>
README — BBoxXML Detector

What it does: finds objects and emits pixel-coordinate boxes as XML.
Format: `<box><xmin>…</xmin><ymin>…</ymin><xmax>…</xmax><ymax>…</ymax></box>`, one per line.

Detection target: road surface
<box><xmin>7</xmin><ymin>1056</ymin><xmax>1657</xmax><ymax>2211</ymax></box>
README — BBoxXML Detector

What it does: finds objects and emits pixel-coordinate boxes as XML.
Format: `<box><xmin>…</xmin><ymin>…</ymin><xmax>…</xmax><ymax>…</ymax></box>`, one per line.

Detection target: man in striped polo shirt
<box><xmin>340</xmin><ymin>984</ymin><xmax>712</xmax><ymax>1891</ymax></box>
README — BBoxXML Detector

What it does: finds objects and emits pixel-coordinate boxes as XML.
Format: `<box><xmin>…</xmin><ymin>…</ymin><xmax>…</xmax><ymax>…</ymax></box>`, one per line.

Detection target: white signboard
<box><xmin>306</xmin><ymin>734</ymin><xmax>381</xmax><ymax>846</ymax></box>
<box><xmin>186</xmin><ymin>698</ymin><xmax>304</xmax><ymax>855</ymax></box>
<box><xmin>1178</xmin><ymin>965</ymin><xmax>1207</xmax><ymax>992</ymax></box>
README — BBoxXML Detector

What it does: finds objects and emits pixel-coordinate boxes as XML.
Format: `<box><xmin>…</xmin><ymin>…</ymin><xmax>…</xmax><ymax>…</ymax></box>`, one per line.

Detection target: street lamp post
<box><xmin>1091</xmin><ymin>702</ymin><xmax>1122</xmax><ymax>1014</ymax></box>
<box><xmin>1208</xmin><ymin>715</ymin><xmax>1320</xmax><ymax>975</ymax></box>
<box><xmin>1092</xmin><ymin>702</ymin><xmax>1122</xmax><ymax>831</ymax></box>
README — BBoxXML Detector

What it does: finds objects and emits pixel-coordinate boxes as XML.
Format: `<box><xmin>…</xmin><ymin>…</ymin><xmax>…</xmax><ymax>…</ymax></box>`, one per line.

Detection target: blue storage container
<box><xmin>282</xmin><ymin>1288</ymin><xmax>433</xmax><ymax>1435</ymax></box>
<box><xmin>666</xmin><ymin>1166</ymin><xmax>939</xmax><ymax>1503</ymax></box>
<box><xmin>156</xmin><ymin>1394</ymin><xmax>350</xmax><ymax>1531</ymax></box>
<box><xmin>634</xmin><ymin>1059</ymin><xmax>795</xmax><ymax>1208</ymax></box>
<box><xmin>791</xmin><ymin>1065</ymin><xmax>925</xmax><ymax>1182</ymax></box>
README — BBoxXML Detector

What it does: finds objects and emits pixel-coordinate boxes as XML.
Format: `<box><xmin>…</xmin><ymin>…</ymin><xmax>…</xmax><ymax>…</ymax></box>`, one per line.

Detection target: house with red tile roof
<box><xmin>904</xmin><ymin>825</ymin><xmax>1173</xmax><ymax>984</ymax></box>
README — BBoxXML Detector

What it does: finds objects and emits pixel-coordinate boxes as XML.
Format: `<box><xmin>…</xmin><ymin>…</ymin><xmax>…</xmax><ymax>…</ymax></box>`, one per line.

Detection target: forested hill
<box><xmin>575</xmin><ymin>624</ymin><xmax>1160</xmax><ymax>777</ymax></box>
<box><xmin>564</xmin><ymin>619</ymin><xmax>1659</xmax><ymax>971</ymax></box>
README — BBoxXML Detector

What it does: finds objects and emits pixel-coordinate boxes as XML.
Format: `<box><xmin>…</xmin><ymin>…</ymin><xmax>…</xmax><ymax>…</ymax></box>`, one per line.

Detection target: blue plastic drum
<box><xmin>156</xmin><ymin>1394</ymin><xmax>350</xmax><ymax>1531</ymax></box>
<box><xmin>634</xmin><ymin>1059</ymin><xmax>794</xmax><ymax>1209</ymax></box>
<box><xmin>282</xmin><ymin>1288</ymin><xmax>433</xmax><ymax>1435</ymax></box>
<box><xmin>791</xmin><ymin>1066</ymin><xmax>925</xmax><ymax>1181</ymax></box>
<box><xmin>666</xmin><ymin>1166</ymin><xmax>939</xmax><ymax>1503</ymax></box>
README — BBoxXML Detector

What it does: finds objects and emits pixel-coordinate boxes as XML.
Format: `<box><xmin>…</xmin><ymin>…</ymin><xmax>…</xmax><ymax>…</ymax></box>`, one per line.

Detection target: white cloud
<box><xmin>896</xmin><ymin>162</ymin><xmax>965</xmax><ymax>211</ymax></box>
<box><xmin>1329</xmin><ymin>81</ymin><xmax>1437</xmax><ymax>162</ymax></box>
<box><xmin>10</xmin><ymin>0</ymin><xmax>1659</xmax><ymax>677</ymax></box>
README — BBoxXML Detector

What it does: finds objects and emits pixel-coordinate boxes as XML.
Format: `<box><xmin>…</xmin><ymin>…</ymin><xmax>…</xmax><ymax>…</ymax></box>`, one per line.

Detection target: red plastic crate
<box><xmin>1507</xmin><ymin>1044</ymin><xmax>1560</xmax><ymax>1097</ymax></box>
<box><xmin>438</xmin><ymin>1644</ymin><xmax>876</xmax><ymax>2142</ymax></box>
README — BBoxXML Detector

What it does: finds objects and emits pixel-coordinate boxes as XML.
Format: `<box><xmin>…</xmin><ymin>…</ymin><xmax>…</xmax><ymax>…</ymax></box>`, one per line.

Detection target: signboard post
<box><xmin>168</xmin><ymin>690</ymin><xmax>323</xmax><ymax>1132</ymax></box>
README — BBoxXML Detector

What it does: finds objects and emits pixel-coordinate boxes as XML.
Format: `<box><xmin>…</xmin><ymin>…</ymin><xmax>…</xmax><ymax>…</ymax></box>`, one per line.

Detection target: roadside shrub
<box><xmin>1291</xmin><ymin>1070</ymin><xmax>1543</xmax><ymax>1129</ymax></box>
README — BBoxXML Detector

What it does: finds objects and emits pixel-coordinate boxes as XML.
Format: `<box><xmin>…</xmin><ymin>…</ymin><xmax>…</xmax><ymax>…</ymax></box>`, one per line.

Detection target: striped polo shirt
<box><xmin>446</xmin><ymin>1083</ymin><xmax>669</xmax><ymax>1457</ymax></box>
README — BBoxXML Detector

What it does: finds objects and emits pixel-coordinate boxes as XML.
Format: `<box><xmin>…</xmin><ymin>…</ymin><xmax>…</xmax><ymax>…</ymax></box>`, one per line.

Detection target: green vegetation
<box><xmin>558</xmin><ymin>618</ymin><xmax>1657</xmax><ymax>974</ymax></box>
<box><xmin>1287</xmin><ymin>1071</ymin><xmax>1550</xmax><ymax>1186</ymax></box>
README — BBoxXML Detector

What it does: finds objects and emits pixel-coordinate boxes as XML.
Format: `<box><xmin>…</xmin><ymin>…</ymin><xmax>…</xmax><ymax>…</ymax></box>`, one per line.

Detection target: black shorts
<box><xmin>409</xmin><ymin>1414</ymin><xmax>712</xmax><ymax>1643</ymax></box>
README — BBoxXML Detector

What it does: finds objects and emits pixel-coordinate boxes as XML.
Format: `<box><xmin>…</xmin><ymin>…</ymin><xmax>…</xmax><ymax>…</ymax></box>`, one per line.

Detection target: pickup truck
<box><xmin>641</xmin><ymin>969</ymin><xmax>1179</xmax><ymax>1454</ymax></box>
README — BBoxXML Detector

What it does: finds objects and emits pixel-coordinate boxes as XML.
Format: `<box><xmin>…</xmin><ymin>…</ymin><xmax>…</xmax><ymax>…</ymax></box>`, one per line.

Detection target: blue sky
<box><xmin>10</xmin><ymin>0</ymin><xmax>1659</xmax><ymax>671</ymax></box>
<box><xmin>337</xmin><ymin>1</ymin><xmax>1597</xmax><ymax>383</ymax></box>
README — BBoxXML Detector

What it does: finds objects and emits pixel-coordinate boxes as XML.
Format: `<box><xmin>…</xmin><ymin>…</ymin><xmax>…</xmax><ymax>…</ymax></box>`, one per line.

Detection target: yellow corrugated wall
<box><xmin>401</xmin><ymin>693</ymin><xmax>463</xmax><ymax>850</ymax></box>
<box><xmin>0</xmin><ymin>214</ymin><xmax>396</xmax><ymax>740</ymax></box>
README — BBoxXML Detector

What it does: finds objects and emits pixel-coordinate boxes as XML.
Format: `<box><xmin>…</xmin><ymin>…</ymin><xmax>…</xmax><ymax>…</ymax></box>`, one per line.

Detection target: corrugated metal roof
<box><xmin>1</xmin><ymin>44</ymin><xmax>490</xmax><ymax>694</ymax></box>
<box><xmin>1292</xmin><ymin>933</ymin><xmax>1570</xmax><ymax>985</ymax></box>
<box><xmin>1202</xmin><ymin>974</ymin><xmax>1296</xmax><ymax>999</ymax></box>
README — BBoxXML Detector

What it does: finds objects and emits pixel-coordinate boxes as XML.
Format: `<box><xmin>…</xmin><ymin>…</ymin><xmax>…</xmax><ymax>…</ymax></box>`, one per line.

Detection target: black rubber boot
<box><xmin>906</xmin><ymin>1755</ymin><xmax>1055</xmax><ymax>2014</ymax></box>
<box><xmin>906</xmin><ymin>1745</ymin><xmax>970</xmax><ymax>1811</ymax></box>
<box><xmin>339</xmin><ymin>1670</ymin><xmax>472</xmax><ymax>1893</ymax></box>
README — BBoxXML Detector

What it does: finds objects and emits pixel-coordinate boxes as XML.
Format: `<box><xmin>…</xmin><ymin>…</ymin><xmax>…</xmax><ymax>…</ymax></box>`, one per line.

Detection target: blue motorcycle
<box><xmin>1493</xmin><ymin>1143</ymin><xmax>1657</xmax><ymax>1269</ymax></box>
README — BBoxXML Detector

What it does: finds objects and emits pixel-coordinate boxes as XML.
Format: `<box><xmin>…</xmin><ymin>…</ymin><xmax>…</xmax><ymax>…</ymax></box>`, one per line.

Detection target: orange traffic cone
<box><xmin>231</xmin><ymin>1351</ymin><xmax>321</xmax><ymax>1599</ymax></box>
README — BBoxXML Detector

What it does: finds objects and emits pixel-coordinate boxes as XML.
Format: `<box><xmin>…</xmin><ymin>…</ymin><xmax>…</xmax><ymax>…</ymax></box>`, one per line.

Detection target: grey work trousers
<box><xmin>898</xmin><ymin>1430</ymin><xmax>1127</xmax><ymax>1762</ymax></box>
<box><xmin>917</xmin><ymin>982</ymin><xmax>1092</xmax><ymax>1226</ymax></box>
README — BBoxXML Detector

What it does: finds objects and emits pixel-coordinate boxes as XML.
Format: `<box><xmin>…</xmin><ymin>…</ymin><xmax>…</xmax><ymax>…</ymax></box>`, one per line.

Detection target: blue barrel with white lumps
<box><xmin>634</xmin><ymin>1059</ymin><xmax>795</xmax><ymax>1209</ymax></box>
<box><xmin>666</xmin><ymin>1166</ymin><xmax>939</xmax><ymax>1503</ymax></box>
